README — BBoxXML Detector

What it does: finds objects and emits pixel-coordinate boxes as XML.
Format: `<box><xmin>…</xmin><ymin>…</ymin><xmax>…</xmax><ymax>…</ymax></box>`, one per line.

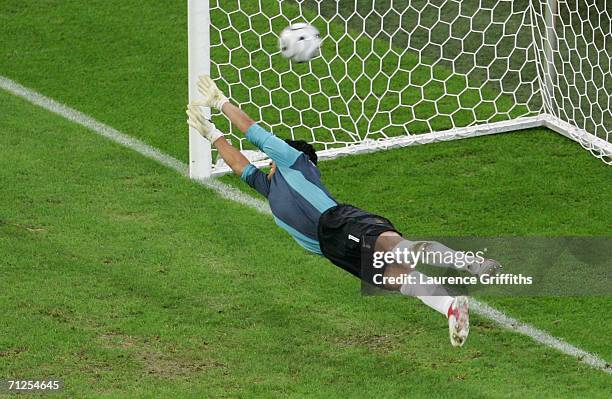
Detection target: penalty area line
<box><xmin>1</xmin><ymin>75</ymin><xmax>610</xmax><ymax>375</ymax></box>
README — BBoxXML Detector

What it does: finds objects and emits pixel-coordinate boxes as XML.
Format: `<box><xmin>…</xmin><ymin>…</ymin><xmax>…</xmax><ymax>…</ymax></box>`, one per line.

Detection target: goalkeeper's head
<box><xmin>268</xmin><ymin>140</ymin><xmax>318</xmax><ymax>180</ymax></box>
<box><xmin>285</xmin><ymin>139</ymin><xmax>318</xmax><ymax>165</ymax></box>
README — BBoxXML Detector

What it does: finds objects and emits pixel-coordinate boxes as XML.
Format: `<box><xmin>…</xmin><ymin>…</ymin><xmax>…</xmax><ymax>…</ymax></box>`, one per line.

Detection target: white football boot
<box><xmin>447</xmin><ymin>296</ymin><xmax>469</xmax><ymax>347</ymax></box>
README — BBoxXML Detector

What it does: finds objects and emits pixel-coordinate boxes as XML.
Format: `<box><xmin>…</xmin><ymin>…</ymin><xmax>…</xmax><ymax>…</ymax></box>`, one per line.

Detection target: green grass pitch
<box><xmin>1</xmin><ymin>1</ymin><xmax>611</xmax><ymax>397</ymax></box>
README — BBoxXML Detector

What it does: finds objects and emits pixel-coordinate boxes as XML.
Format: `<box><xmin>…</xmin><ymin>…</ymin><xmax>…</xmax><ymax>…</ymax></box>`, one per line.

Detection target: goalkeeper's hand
<box><xmin>186</xmin><ymin>105</ymin><xmax>224</xmax><ymax>143</ymax></box>
<box><xmin>192</xmin><ymin>75</ymin><xmax>229</xmax><ymax>110</ymax></box>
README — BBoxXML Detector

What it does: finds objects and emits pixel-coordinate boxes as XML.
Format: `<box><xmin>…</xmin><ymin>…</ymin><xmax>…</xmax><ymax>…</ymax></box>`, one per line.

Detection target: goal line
<box><xmin>210</xmin><ymin>115</ymin><xmax>612</xmax><ymax>176</ymax></box>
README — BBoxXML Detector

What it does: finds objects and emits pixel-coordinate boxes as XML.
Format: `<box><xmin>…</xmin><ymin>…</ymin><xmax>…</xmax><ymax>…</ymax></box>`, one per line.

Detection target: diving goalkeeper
<box><xmin>187</xmin><ymin>75</ymin><xmax>501</xmax><ymax>347</ymax></box>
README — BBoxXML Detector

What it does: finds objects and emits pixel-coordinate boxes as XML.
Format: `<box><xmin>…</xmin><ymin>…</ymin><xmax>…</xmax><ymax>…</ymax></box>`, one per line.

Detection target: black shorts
<box><xmin>317</xmin><ymin>204</ymin><xmax>401</xmax><ymax>279</ymax></box>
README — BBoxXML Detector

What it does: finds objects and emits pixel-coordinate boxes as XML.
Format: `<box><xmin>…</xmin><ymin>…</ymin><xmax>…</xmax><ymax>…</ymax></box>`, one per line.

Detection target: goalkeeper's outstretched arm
<box><xmin>220</xmin><ymin>102</ymin><xmax>255</xmax><ymax>133</ymax></box>
<box><xmin>188</xmin><ymin>75</ymin><xmax>300</xmax><ymax>175</ymax></box>
<box><xmin>198</xmin><ymin>76</ymin><xmax>300</xmax><ymax>168</ymax></box>
<box><xmin>187</xmin><ymin>105</ymin><xmax>250</xmax><ymax>177</ymax></box>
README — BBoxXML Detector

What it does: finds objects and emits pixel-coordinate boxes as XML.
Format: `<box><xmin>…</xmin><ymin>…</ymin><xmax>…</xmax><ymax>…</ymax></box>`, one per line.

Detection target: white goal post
<box><xmin>188</xmin><ymin>0</ymin><xmax>611</xmax><ymax>178</ymax></box>
<box><xmin>187</xmin><ymin>0</ymin><xmax>212</xmax><ymax>179</ymax></box>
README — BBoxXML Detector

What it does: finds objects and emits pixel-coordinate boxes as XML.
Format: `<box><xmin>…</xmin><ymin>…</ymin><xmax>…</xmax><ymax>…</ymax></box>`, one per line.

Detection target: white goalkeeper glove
<box><xmin>192</xmin><ymin>75</ymin><xmax>229</xmax><ymax>110</ymax></box>
<box><xmin>186</xmin><ymin>105</ymin><xmax>224</xmax><ymax>143</ymax></box>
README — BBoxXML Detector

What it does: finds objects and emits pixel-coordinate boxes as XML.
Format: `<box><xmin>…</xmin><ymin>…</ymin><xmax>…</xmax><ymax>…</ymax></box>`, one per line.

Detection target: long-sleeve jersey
<box><xmin>240</xmin><ymin>124</ymin><xmax>337</xmax><ymax>254</ymax></box>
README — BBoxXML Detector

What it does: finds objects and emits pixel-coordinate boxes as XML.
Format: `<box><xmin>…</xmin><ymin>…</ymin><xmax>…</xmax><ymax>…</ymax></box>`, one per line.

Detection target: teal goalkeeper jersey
<box><xmin>240</xmin><ymin>124</ymin><xmax>337</xmax><ymax>254</ymax></box>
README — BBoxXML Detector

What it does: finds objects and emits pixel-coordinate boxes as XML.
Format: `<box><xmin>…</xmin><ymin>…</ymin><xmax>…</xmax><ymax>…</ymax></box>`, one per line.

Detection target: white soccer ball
<box><xmin>279</xmin><ymin>23</ymin><xmax>321</xmax><ymax>63</ymax></box>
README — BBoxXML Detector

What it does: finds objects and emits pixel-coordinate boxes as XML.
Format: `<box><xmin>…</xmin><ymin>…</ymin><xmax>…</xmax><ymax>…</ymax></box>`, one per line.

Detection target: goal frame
<box><xmin>188</xmin><ymin>0</ymin><xmax>212</xmax><ymax>180</ymax></box>
<box><xmin>188</xmin><ymin>0</ymin><xmax>611</xmax><ymax>179</ymax></box>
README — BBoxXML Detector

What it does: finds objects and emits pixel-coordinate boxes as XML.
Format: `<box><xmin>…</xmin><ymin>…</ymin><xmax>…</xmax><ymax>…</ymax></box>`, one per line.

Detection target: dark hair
<box><xmin>284</xmin><ymin>139</ymin><xmax>318</xmax><ymax>165</ymax></box>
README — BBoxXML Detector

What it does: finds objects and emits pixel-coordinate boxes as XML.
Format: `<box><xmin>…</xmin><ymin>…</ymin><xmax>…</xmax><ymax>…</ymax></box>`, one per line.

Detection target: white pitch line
<box><xmin>471</xmin><ymin>300</ymin><xmax>611</xmax><ymax>374</ymax></box>
<box><xmin>0</xmin><ymin>76</ymin><xmax>270</xmax><ymax>216</ymax></box>
<box><xmin>1</xmin><ymin>75</ymin><xmax>610</xmax><ymax>375</ymax></box>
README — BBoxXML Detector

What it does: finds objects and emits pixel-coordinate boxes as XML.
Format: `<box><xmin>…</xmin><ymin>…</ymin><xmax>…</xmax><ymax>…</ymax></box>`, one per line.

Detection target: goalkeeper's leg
<box><xmin>380</xmin><ymin>260</ymin><xmax>470</xmax><ymax>347</ymax></box>
<box><xmin>375</xmin><ymin>232</ymin><xmax>469</xmax><ymax>347</ymax></box>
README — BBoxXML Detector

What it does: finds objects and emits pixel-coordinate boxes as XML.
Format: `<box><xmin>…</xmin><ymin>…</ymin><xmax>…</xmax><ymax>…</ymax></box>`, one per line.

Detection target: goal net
<box><xmin>188</xmin><ymin>0</ymin><xmax>612</xmax><ymax>177</ymax></box>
